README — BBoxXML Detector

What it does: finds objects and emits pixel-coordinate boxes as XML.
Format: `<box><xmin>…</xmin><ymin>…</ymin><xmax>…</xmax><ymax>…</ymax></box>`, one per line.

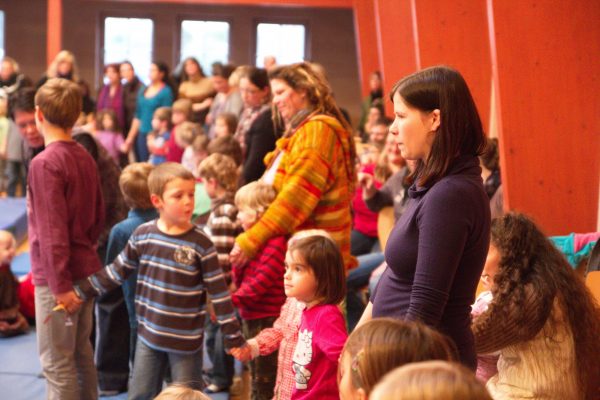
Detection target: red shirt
<box><xmin>232</xmin><ymin>235</ymin><xmax>287</xmax><ymax>320</ymax></box>
<box><xmin>352</xmin><ymin>163</ymin><xmax>382</xmax><ymax>237</ymax></box>
<box><xmin>27</xmin><ymin>141</ymin><xmax>105</xmax><ymax>294</ymax></box>
<box><xmin>166</xmin><ymin>126</ymin><xmax>185</xmax><ymax>162</ymax></box>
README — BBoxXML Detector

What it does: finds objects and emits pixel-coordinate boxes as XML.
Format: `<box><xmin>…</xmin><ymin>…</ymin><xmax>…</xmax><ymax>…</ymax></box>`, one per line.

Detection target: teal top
<box><xmin>135</xmin><ymin>85</ymin><xmax>173</xmax><ymax>134</ymax></box>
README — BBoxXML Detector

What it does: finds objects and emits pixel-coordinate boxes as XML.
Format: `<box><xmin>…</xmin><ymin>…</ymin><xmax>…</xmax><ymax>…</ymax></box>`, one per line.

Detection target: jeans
<box><xmin>243</xmin><ymin>317</ymin><xmax>278</xmax><ymax>400</ymax></box>
<box><xmin>346</xmin><ymin>252</ymin><xmax>385</xmax><ymax>332</ymax></box>
<box><xmin>35</xmin><ymin>285</ymin><xmax>98</xmax><ymax>400</ymax></box>
<box><xmin>6</xmin><ymin>160</ymin><xmax>25</xmax><ymax>197</ymax></box>
<box><xmin>350</xmin><ymin>229</ymin><xmax>379</xmax><ymax>256</ymax></box>
<box><xmin>205</xmin><ymin>318</ymin><xmax>234</xmax><ymax>388</ymax></box>
<box><xmin>135</xmin><ymin>133</ymin><xmax>150</xmax><ymax>162</ymax></box>
<box><xmin>128</xmin><ymin>338</ymin><xmax>204</xmax><ymax>400</ymax></box>
<box><xmin>122</xmin><ymin>270</ymin><xmax>139</xmax><ymax>363</ymax></box>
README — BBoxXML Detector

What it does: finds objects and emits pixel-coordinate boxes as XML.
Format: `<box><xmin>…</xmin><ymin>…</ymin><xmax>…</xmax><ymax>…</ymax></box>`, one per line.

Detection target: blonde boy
<box><xmin>231</xmin><ymin>181</ymin><xmax>287</xmax><ymax>400</ymax></box>
<box><xmin>29</xmin><ymin>78</ymin><xmax>104</xmax><ymax>400</ymax></box>
<box><xmin>167</xmin><ymin>99</ymin><xmax>193</xmax><ymax>162</ymax></box>
<box><xmin>75</xmin><ymin>162</ymin><xmax>245</xmax><ymax>398</ymax></box>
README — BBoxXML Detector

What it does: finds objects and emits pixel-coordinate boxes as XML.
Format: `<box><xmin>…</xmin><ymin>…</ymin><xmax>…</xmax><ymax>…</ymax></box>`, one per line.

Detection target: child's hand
<box><xmin>120</xmin><ymin>141</ymin><xmax>132</xmax><ymax>154</ymax></box>
<box><xmin>55</xmin><ymin>290</ymin><xmax>83</xmax><ymax>314</ymax></box>
<box><xmin>230</xmin><ymin>243</ymin><xmax>249</xmax><ymax>266</ymax></box>
<box><xmin>357</xmin><ymin>172</ymin><xmax>377</xmax><ymax>199</ymax></box>
<box><xmin>231</xmin><ymin>345</ymin><xmax>252</xmax><ymax>362</ymax></box>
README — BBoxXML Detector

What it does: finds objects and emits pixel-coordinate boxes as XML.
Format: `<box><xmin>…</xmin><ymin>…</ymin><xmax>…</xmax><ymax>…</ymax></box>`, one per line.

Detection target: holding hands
<box><xmin>230</xmin><ymin>345</ymin><xmax>253</xmax><ymax>362</ymax></box>
<box><xmin>55</xmin><ymin>290</ymin><xmax>83</xmax><ymax>314</ymax></box>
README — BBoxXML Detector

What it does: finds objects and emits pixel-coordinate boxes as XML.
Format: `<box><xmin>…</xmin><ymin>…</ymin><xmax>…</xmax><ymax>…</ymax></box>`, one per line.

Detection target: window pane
<box><xmin>256</xmin><ymin>23</ymin><xmax>305</xmax><ymax>67</ymax></box>
<box><xmin>104</xmin><ymin>17</ymin><xmax>153</xmax><ymax>84</ymax></box>
<box><xmin>181</xmin><ymin>20</ymin><xmax>229</xmax><ymax>74</ymax></box>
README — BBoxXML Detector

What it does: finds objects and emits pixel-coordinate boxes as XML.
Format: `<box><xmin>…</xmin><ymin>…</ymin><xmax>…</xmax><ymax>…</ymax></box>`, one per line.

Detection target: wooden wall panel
<box><xmin>352</xmin><ymin>0</ymin><xmax>380</xmax><ymax>97</ymax></box>
<box><xmin>489</xmin><ymin>0</ymin><xmax>600</xmax><ymax>234</ymax></box>
<box><xmin>414</xmin><ymin>0</ymin><xmax>491</xmax><ymax>131</ymax></box>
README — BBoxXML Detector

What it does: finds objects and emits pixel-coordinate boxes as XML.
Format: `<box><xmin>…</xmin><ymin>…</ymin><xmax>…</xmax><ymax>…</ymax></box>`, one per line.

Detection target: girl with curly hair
<box><xmin>473</xmin><ymin>213</ymin><xmax>600</xmax><ymax>399</ymax></box>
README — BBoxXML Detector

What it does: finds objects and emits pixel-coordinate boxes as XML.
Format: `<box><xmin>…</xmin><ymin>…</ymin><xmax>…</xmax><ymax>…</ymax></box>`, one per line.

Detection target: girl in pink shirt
<box><xmin>285</xmin><ymin>235</ymin><xmax>348</xmax><ymax>400</ymax></box>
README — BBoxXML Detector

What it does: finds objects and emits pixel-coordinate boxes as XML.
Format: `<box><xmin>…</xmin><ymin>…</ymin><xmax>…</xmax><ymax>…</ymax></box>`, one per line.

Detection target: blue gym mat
<box><xmin>0</xmin><ymin>197</ymin><xmax>28</xmax><ymax>245</ymax></box>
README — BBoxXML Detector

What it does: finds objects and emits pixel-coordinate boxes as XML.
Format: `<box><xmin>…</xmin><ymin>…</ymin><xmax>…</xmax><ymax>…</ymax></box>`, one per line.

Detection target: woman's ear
<box><xmin>430</xmin><ymin>109</ymin><xmax>441</xmax><ymax>132</ymax></box>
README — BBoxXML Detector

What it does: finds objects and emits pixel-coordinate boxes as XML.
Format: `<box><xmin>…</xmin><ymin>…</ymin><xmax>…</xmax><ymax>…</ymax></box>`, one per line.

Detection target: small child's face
<box><xmin>237</xmin><ymin>206</ymin><xmax>258</xmax><ymax>231</ymax></box>
<box><xmin>102</xmin><ymin>114</ymin><xmax>114</xmax><ymax>131</ymax></box>
<box><xmin>283</xmin><ymin>250</ymin><xmax>319</xmax><ymax>306</ymax></box>
<box><xmin>151</xmin><ymin>116</ymin><xmax>164</xmax><ymax>132</ymax></box>
<box><xmin>151</xmin><ymin>178</ymin><xmax>195</xmax><ymax>227</ymax></box>
<box><xmin>481</xmin><ymin>244</ymin><xmax>501</xmax><ymax>291</ymax></box>
<box><xmin>0</xmin><ymin>234</ymin><xmax>16</xmax><ymax>265</ymax></box>
<box><xmin>172</xmin><ymin>111</ymin><xmax>187</xmax><ymax>126</ymax></box>
<box><xmin>214</xmin><ymin>118</ymin><xmax>231</xmax><ymax>138</ymax></box>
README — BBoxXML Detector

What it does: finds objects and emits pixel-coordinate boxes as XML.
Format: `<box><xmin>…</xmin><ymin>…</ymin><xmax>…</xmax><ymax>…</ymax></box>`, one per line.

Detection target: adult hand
<box><xmin>230</xmin><ymin>243</ymin><xmax>249</xmax><ymax>266</ymax></box>
<box><xmin>120</xmin><ymin>140</ymin><xmax>132</xmax><ymax>154</ymax></box>
<box><xmin>231</xmin><ymin>345</ymin><xmax>252</xmax><ymax>362</ymax></box>
<box><xmin>55</xmin><ymin>290</ymin><xmax>83</xmax><ymax>314</ymax></box>
<box><xmin>358</xmin><ymin>172</ymin><xmax>377</xmax><ymax>199</ymax></box>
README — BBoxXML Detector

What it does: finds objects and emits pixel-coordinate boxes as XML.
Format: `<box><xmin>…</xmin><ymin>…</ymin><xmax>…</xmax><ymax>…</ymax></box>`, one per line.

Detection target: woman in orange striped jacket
<box><xmin>230</xmin><ymin>62</ymin><xmax>357</xmax><ymax>271</ymax></box>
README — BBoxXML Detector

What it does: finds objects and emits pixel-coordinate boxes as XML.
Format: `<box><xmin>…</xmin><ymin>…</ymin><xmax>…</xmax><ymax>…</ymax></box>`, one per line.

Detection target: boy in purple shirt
<box><xmin>28</xmin><ymin>78</ymin><xmax>105</xmax><ymax>400</ymax></box>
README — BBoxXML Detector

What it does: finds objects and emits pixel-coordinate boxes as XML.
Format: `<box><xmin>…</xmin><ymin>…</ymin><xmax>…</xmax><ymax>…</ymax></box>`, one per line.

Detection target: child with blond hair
<box><xmin>182</xmin><ymin>130</ymin><xmax>209</xmax><ymax>177</ymax></box>
<box><xmin>166</xmin><ymin>98</ymin><xmax>192</xmax><ymax>162</ymax></box>
<box><xmin>337</xmin><ymin>318</ymin><xmax>456</xmax><ymax>400</ymax></box>
<box><xmin>231</xmin><ymin>181</ymin><xmax>287</xmax><ymax>399</ymax></box>
<box><xmin>370</xmin><ymin>361</ymin><xmax>492</xmax><ymax>400</ymax></box>
<box><xmin>74</xmin><ymin>162</ymin><xmax>245</xmax><ymax>398</ymax></box>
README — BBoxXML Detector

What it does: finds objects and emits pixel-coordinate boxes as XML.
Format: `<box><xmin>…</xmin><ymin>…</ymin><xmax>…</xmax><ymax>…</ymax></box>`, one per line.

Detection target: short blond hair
<box><xmin>119</xmin><ymin>162</ymin><xmax>154</xmax><ymax>209</ymax></box>
<box><xmin>192</xmin><ymin>134</ymin><xmax>210</xmax><ymax>153</ymax></box>
<box><xmin>35</xmin><ymin>78</ymin><xmax>82</xmax><ymax>129</ymax></box>
<box><xmin>370</xmin><ymin>361</ymin><xmax>492</xmax><ymax>400</ymax></box>
<box><xmin>234</xmin><ymin>181</ymin><xmax>276</xmax><ymax>215</ymax></box>
<box><xmin>148</xmin><ymin>162</ymin><xmax>194</xmax><ymax>198</ymax></box>
<box><xmin>178</xmin><ymin>121</ymin><xmax>202</xmax><ymax>147</ymax></box>
<box><xmin>172</xmin><ymin>98</ymin><xmax>192</xmax><ymax>120</ymax></box>
<box><xmin>154</xmin><ymin>384</ymin><xmax>210</xmax><ymax>400</ymax></box>
<box><xmin>198</xmin><ymin>153</ymin><xmax>238</xmax><ymax>193</ymax></box>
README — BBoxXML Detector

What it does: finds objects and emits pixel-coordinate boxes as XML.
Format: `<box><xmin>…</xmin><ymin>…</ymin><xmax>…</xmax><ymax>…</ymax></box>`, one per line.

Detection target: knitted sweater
<box><xmin>236</xmin><ymin>114</ymin><xmax>357</xmax><ymax>269</ymax></box>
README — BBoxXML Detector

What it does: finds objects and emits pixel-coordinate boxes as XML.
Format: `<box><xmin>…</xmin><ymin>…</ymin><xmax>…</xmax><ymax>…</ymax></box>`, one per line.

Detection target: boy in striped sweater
<box><xmin>197</xmin><ymin>153</ymin><xmax>241</xmax><ymax>393</ymax></box>
<box><xmin>232</xmin><ymin>181</ymin><xmax>287</xmax><ymax>400</ymax></box>
<box><xmin>73</xmin><ymin>162</ymin><xmax>245</xmax><ymax>399</ymax></box>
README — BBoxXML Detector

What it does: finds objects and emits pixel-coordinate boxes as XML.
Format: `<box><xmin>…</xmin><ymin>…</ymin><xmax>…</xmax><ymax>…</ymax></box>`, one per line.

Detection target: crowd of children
<box><xmin>0</xmin><ymin>51</ymin><xmax>597</xmax><ymax>400</ymax></box>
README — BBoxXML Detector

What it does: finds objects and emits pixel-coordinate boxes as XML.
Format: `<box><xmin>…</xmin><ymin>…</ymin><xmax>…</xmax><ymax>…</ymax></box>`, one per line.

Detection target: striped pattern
<box><xmin>236</xmin><ymin>114</ymin><xmax>357</xmax><ymax>270</ymax></box>
<box><xmin>232</xmin><ymin>235</ymin><xmax>287</xmax><ymax>320</ymax></box>
<box><xmin>77</xmin><ymin>221</ymin><xmax>245</xmax><ymax>354</ymax></box>
<box><xmin>206</xmin><ymin>195</ymin><xmax>240</xmax><ymax>283</ymax></box>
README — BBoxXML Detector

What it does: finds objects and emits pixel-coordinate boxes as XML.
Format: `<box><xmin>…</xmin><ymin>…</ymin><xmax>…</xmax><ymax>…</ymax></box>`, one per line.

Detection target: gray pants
<box><xmin>35</xmin><ymin>285</ymin><xmax>98</xmax><ymax>400</ymax></box>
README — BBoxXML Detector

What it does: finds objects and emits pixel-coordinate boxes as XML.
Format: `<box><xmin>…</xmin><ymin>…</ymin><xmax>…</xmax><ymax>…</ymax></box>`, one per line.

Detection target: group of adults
<box><xmin>3</xmin><ymin>47</ymin><xmax>599</xmax><ymax>398</ymax></box>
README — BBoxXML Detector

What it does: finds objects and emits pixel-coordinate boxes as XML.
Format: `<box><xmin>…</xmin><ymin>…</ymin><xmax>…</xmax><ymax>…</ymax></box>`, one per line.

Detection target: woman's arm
<box><xmin>236</xmin><ymin>121</ymin><xmax>336</xmax><ymax>258</ymax></box>
<box><xmin>122</xmin><ymin>118</ymin><xmax>140</xmax><ymax>153</ymax></box>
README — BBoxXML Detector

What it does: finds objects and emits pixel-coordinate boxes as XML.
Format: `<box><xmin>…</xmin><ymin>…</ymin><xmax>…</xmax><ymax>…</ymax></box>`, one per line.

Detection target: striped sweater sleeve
<box><xmin>202</xmin><ymin>246</ymin><xmax>246</xmax><ymax>349</ymax></box>
<box><xmin>231</xmin><ymin>238</ymin><xmax>286</xmax><ymax>308</ymax></box>
<box><xmin>209</xmin><ymin>203</ymin><xmax>239</xmax><ymax>280</ymax></box>
<box><xmin>76</xmin><ymin>236</ymin><xmax>140</xmax><ymax>299</ymax></box>
<box><xmin>236</xmin><ymin>121</ymin><xmax>335</xmax><ymax>257</ymax></box>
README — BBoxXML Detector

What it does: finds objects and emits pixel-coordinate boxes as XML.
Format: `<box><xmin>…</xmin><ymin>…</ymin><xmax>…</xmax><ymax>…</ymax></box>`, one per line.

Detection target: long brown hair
<box><xmin>472</xmin><ymin>213</ymin><xmax>600</xmax><ymax>398</ymax></box>
<box><xmin>342</xmin><ymin>318</ymin><xmax>456</xmax><ymax>396</ymax></box>
<box><xmin>390</xmin><ymin>66</ymin><xmax>486</xmax><ymax>187</ymax></box>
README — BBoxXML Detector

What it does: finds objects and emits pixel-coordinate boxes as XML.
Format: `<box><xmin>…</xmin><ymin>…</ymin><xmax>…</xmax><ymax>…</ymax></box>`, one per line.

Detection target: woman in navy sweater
<box><xmin>357</xmin><ymin>66</ymin><xmax>490</xmax><ymax>369</ymax></box>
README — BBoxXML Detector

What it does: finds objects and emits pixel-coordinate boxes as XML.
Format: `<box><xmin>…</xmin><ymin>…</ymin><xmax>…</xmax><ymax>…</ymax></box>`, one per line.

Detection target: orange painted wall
<box><xmin>489</xmin><ymin>0</ymin><xmax>600</xmax><ymax>234</ymax></box>
<box><xmin>414</xmin><ymin>0</ymin><xmax>491</xmax><ymax>131</ymax></box>
<box><xmin>373</xmin><ymin>0</ymin><xmax>418</xmax><ymax>112</ymax></box>
<box><xmin>47</xmin><ymin>0</ymin><xmax>62</xmax><ymax>65</ymax></box>
<box><xmin>352</xmin><ymin>0</ymin><xmax>380</xmax><ymax>97</ymax></box>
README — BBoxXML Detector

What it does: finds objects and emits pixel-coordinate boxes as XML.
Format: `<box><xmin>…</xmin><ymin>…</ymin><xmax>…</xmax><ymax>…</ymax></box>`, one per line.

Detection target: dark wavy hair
<box><xmin>180</xmin><ymin>57</ymin><xmax>206</xmax><ymax>81</ymax></box>
<box><xmin>390</xmin><ymin>66</ymin><xmax>486</xmax><ymax>187</ymax></box>
<box><xmin>473</xmin><ymin>213</ymin><xmax>600</xmax><ymax>398</ymax></box>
